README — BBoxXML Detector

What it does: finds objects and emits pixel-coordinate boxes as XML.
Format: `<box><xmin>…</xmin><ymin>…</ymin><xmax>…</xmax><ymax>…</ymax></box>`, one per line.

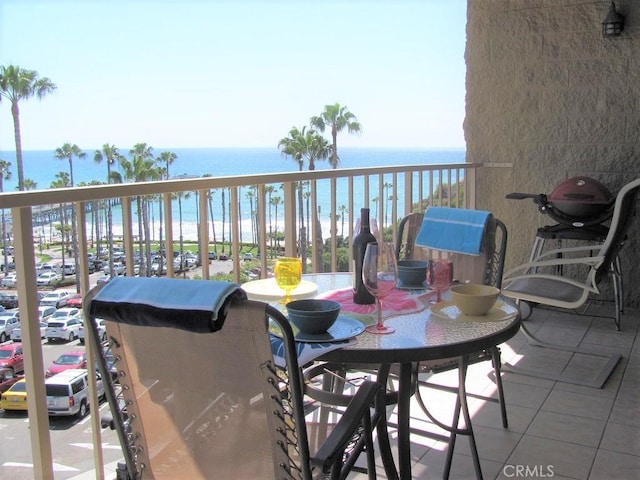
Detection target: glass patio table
<box><xmin>243</xmin><ymin>273</ymin><xmax>520</xmax><ymax>479</ymax></box>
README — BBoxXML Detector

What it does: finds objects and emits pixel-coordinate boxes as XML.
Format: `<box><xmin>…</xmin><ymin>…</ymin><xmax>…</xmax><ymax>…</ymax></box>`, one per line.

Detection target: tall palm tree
<box><xmin>278</xmin><ymin>126</ymin><xmax>329</xmax><ymax>271</ymax></box>
<box><xmin>310</xmin><ymin>103</ymin><xmax>362</xmax><ymax>169</ymax></box>
<box><xmin>120</xmin><ymin>144</ymin><xmax>160</xmax><ymax>276</ymax></box>
<box><xmin>51</xmin><ymin>172</ymin><xmax>71</xmax><ymax>278</ymax></box>
<box><xmin>0</xmin><ymin>65</ymin><xmax>57</xmax><ymax>190</ymax></box>
<box><xmin>156</xmin><ymin>151</ymin><xmax>178</xmax><ymax>257</ymax></box>
<box><xmin>54</xmin><ymin>143</ymin><xmax>86</xmax><ymax>290</ymax></box>
<box><xmin>94</xmin><ymin>144</ymin><xmax>125</xmax><ymax>277</ymax></box>
<box><xmin>0</xmin><ymin>160</ymin><xmax>11</xmax><ymax>273</ymax></box>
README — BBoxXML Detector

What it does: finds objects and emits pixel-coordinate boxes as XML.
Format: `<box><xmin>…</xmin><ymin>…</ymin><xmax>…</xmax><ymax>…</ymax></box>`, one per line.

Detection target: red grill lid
<box><xmin>548</xmin><ymin>176</ymin><xmax>613</xmax><ymax>222</ymax></box>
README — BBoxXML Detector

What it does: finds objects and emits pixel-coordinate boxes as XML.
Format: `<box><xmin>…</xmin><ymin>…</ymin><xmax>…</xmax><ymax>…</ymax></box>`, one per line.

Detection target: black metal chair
<box><xmin>84</xmin><ymin>277</ymin><xmax>383</xmax><ymax>480</ymax></box>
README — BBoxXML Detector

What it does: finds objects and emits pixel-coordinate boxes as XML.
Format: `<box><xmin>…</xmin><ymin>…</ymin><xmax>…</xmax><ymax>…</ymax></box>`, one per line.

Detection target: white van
<box><xmin>45</xmin><ymin>369</ymin><xmax>104</xmax><ymax>418</ymax></box>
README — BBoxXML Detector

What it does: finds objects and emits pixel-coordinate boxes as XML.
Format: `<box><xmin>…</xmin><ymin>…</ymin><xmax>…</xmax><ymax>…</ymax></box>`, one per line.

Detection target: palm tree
<box><xmin>0</xmin><ymin>65</ymin><xmax>57</xmax><ymax>191</ymax></box>
<box><xmin>94</xmin><ymin>144</ymin><xmax>125</xmax><ymax>278</ymax></box>
<box><xmin>50</xmin><ymin>172</ymin><xmax>71</xmax><ymax>278</ymax></box>
<box><xmin>0</xmin><ymin>160</ymin><xmax>11</xmax><ymax>273</ymax></box>
<box><xmin>278</xmin><ymin>126</ymin><xmax>330</xmax><ymax>271</ymax></box>
<box><xmin>23</xmin><ymin>178</ymin><xmax>37</xmax><ymax>190</ymax></box>
<box><xmin>310</xmin><ymin>103</ymin><xmax>362</xmax><ymax>169</ymax></box>
<box><xmin>54</xmin><ymin>143</ymin><xmax>86</xmax><ymax>290</ymax></box>
<box><xmin>120</xmin><ymin>144</ymin><xmax>160</xmax><ymax>276</ymax></box>
<box><xmin>338</xmin><ymin>204</ymin><xmax>348</xmax><ymax>240</ymax></box>
<box><xmin>156</xmin><ymin>151</ymin><xmax>178</xmax><ymax>257</ymax></box>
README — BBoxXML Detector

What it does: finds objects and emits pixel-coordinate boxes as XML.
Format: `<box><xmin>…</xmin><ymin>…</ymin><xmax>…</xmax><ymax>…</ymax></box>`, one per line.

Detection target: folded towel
<box><xmin>415</xmin><ymin>207</ymin><xmax>492</xmax><ymax>255</ymax></box>
<box><xmin>89</xmin><ymin>277</ymin><xmax>246</xmax><ymax>333</ymax></box>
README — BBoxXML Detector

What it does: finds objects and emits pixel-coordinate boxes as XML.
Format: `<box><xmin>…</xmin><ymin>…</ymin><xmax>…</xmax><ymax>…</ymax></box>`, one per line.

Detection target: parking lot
<box><xmin>0</xmin><ymin>248</ymin><xmax>238</xmax><ymax>478</ymax></box>
<box><xmin>0</xmin><ymin>335</ymin><xmax>123</xmax><ymax>479</ymax></box>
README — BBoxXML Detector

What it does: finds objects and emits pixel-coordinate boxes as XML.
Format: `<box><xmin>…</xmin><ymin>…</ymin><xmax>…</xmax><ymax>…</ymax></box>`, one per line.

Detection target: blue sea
<box><xmin>1</xmin><ymin>147</ymin><xmax>465</xmax><ymax>242</ymax></box>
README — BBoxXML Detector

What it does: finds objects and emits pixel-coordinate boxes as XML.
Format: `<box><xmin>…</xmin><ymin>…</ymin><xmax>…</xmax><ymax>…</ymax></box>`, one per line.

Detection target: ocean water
<box><xmin>1</xmin><ymin>147</ymin><xmax>465</xmax><ymax>242</ymax></box>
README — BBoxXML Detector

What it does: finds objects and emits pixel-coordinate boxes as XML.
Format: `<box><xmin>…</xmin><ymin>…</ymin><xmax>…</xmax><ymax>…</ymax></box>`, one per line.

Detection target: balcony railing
<box><xmin>0</xmin><ymin>161</ymin><xmax>478</xmax><ymax>479</ymax></box>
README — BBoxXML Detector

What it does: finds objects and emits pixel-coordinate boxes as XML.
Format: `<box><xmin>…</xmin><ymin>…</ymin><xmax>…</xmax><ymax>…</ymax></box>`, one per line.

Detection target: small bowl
<box><xmin>286</xmin><ymin>299</ymin><xmax>342</xmax><ymax>335</ymax></box>
<box><xmin>397</xmin><ymin>260</ymin><xmax>428</xmax><ymax>286</ymax></box>
<box><xmin>450</xmin><ymin>284</ymin><xmax>500</xmax><ymax>315</ymax></box>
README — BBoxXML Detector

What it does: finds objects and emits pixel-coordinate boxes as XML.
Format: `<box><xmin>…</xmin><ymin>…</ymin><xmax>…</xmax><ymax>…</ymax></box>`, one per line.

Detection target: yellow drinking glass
<box><xmin>274</xmin><ymin>257</ymin><xmax>302</xmax><ymax>304</ymax></box>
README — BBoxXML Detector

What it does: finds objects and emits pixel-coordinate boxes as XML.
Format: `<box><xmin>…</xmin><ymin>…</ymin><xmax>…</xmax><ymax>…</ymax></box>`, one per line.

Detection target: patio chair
<box><xmin>500</xmin><ymin>177</ymin><xmax>640</xmax><ymax>387</ymax></box>
<box><xmin>397</xmin><ymin>211</ymin><xmax>509</xmax><ymax>418</ymax></box>
<box><xmin>83</xmin><ymin>276</ymin><xmax>382</xmax><ymax>480</ymax></box>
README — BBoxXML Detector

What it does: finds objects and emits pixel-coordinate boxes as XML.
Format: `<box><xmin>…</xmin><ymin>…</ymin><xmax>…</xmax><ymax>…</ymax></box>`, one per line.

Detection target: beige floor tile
<box><xmin>600</xmin><ymin>422</ymin><xmax>640</xmax><ymax>457</ymax></box>
<box><xmin>525</xmin><ymin>410</ymin><xmax>606</xmax><ymax>447</ymax></box>
<box><xmin>589</xmin><ymin>449</ymin><xmax>640</xmax><ymax>480</ymax></box>
<box><xmin>541</xmin><ymin>389</ymin><xmax>614</xmax><ymax>420</ymax></box>
<box><xmin>506</xmin><ymin>435</ymin><xmax>596</xmax><ymax>479</ymax></box>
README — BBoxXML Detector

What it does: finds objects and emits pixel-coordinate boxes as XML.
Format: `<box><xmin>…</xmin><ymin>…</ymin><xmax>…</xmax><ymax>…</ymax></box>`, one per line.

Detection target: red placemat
<box><xmin>318</xmin><ymin>287</ymin><xmax>434</xmax><ymax>325</ymax></box>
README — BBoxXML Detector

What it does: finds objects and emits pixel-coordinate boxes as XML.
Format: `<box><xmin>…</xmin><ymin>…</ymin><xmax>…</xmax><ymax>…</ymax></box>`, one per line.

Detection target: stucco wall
<box><xmin>465</xmin><ymin>0</ymin><xmax>640</xmax><ymax>307</ymax></box>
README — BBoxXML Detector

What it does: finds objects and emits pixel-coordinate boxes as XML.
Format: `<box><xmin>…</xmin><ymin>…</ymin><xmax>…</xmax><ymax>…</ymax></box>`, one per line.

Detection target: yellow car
<box><xmin>0</xmin><ymin>378</ymin><xmax>28</xmax><ymax>411</ymax></box>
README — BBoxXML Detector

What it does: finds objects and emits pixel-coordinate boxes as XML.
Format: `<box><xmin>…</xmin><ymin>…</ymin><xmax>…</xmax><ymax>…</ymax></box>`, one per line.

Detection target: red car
<box><xmin>45</xmin><ymin>350</ymin><xmax>87</xmax><ymax>378</ymax></box>
<box><xmin>0</xmin><ymin>344</ymin><xmax>24</xmax><ymax>374</ymax></box>
<box><xmin>0</xmin><ymin>367</ymin><xmax>22</xmax><ymax>393</ymax></box>
<box><xmin>66</xmin><ymin>293</ymin><xmax>83</xmax><ymax>309</ymax></box>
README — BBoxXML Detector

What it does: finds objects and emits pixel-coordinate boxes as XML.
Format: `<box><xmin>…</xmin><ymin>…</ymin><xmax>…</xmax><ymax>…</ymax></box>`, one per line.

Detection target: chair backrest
<box><xmin>595</xmin><ymin>178</ymin><xmax>640</xmax><ymax>283</ymax></box>
<box><xmin>84</xmin><ymin>278</ymin><xmax>314</xmax><ymax>480</ymax></box>
<box><xmin>396</xmin><ymin>211</ymin><xmax>508</xmax><ymax>288</ymax></box>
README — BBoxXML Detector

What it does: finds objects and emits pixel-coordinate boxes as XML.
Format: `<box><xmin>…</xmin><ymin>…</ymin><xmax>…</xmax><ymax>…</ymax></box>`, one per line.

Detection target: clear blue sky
<box><xmin>0</xmin><ymin>0</ymin><xmax>467</xmax><ymax>151</ymax></box>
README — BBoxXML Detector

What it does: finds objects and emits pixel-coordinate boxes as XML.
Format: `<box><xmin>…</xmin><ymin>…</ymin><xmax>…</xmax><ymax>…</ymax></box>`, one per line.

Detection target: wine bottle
<box><xmin>353</xmin><ymin>208</ymin><xmax>376</xmax><ymax>304</ymax></box>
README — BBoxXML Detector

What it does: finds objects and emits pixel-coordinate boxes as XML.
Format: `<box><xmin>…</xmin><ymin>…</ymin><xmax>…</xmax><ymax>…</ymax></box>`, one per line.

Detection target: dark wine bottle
<box><xmin>353</xmin><ymin>208</ymin><xmax>376</xmax><ymax>304</ymax></box>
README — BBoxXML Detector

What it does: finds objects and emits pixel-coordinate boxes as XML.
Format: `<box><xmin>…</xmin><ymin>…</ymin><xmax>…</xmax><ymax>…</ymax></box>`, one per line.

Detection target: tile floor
<box><xmin>350</xmin><ymin>304</ymin><xmax>640</xmax><ymax>480</ymax></box>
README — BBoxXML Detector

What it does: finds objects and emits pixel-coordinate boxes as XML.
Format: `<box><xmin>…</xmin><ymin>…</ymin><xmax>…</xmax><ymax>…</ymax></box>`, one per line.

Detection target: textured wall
<box><xmin>466</xmin><ymin>0</ymin><xmax>640</xmax><ymax>307</ymax></box>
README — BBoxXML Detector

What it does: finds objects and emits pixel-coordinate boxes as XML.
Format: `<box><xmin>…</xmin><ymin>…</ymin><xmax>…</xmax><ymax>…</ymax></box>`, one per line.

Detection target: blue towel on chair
<box><xmin>415</xmin><ymin>207</ymin><xmax>491</xmax><ymax>255</ymax></box>
<box><xmin>89</xmin><ymin>277</ymin><xmax>246</xmax><ymax>333</ymax></box>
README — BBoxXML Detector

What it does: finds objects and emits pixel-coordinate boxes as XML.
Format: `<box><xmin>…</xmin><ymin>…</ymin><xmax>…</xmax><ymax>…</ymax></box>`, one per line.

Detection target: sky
<box><xmin>0</xmin><ymin>0</ymin><xmax>467</xmax><ymax>151</ymax></box>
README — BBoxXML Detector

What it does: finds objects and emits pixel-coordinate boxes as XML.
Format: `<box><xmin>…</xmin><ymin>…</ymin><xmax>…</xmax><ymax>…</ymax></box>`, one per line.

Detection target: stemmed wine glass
<box><xmin>274</xmin><ymin>257</ymin><xmax>302</xmax><ymax>305</ymax></box>
<box><xmin>362</xmin><ymin>242</ymin><xmax>398</xmax><ymax>334</ymax></box>
<box><xmin>426</xmin><ymin>259</ymin><xmax>453</xmax><ymax>303</ymax></box>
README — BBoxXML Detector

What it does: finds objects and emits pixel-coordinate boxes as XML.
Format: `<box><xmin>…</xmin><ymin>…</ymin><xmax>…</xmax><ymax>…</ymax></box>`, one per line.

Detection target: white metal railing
<box><xmin>0</xmin><ymin>161</ymin><xmax>478</xmax><ymax>479</ymax></box>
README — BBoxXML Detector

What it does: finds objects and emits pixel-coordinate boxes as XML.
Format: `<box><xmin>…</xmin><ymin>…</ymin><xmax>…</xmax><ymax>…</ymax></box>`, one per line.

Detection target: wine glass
<box><xmin>362</xmin><ymin>242</ymin><xmax>398</xmax><ymax>334</ymax></box>
<box><xmin>274</xmin><ymin>257</ymin><xmax>302</xmax><ymax>305</ymax></box>
<box><xmin>426</xmin><ymin>259</ymin><xmax>453</xmax><ymax>303</ymax></box>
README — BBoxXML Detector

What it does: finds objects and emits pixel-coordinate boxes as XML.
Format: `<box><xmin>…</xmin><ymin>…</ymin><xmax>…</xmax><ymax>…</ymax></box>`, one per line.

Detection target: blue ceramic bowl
<box><xmin>397</xmin><ymin>260</ymin><xmax>428</xmax><ymax>286</ymax></box>
<box><xmin>286</xmin><ymin>299</ymin><xmax>341</xmax><ymax>335</ymax></box>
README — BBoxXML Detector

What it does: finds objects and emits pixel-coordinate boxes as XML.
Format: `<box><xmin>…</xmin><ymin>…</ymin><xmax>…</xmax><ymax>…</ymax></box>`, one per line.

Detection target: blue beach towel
<box><xmin>415</xmin><ymin>207</ymin><xmax>491</xmax><ymax>255</ymax></box>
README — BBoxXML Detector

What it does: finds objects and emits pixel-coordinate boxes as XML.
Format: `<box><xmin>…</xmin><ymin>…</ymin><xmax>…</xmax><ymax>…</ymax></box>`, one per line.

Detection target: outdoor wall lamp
<box><xmin>602</xmin><ymin>1</ymin><xmax>625</xmax><ymax>37</ymax></box>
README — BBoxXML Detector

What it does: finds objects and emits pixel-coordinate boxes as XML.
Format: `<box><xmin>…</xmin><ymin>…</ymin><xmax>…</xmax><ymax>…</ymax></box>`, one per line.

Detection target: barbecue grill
<box><xmin>506</xmin><ymin>176</ymin><xmax>614</xmax><ymax>228</ymax></box>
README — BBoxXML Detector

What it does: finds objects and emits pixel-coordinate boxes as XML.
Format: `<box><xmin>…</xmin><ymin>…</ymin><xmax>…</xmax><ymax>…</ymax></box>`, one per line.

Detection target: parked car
<box><xmin>0</xmin><ymin>314</ymin><xmax>20</xmax><ymax>343</ymax></box>
<box><xmin>66</xmin><ymin>293</ymin><xmax>83</xmax><ymax>309</ymax></box>
<box><xmin>0</xmin><ymin>292</ymin><xmax>18</xmax><ymax>309</ymax></box>
<box><xmin>45</xmin><ymin>369</ymin><xmax>104</xmax><ymax>418</ymax></box>
<box><xmin>207</xmin><ymin>251</ymin><xmax>218</xmax><ymax>260</ymax></box>
<box><xmin>0</xmin><ymin>378</ymin><xmax>28</xmax><ymax>411</ymax></box>
<box><xmin>40</xmin><ymin>291</ymin><xmax>70</xmax><ymax>308</ymax></box>
<box><xmin>61</xmin><ymin>264</ymin><xmax>76</xmax><ymax>275</ymax></box>
<box><xmin>11</xmin><ymin>321</ymin><xmax>48</xmax><ymax>342</ymax></box>
<box><xmin>78</xmin><ymin>318</ymin><xmax>106</xmax><ymax>345</ymax></box>
<box><xmin>36</xmin><ymin>263</ymin><xmax>56</xmax><ymax>276</ymax></box>
<box><xmin>96</xmin><ymin>275</ymin><xmax>111</xmax><ymax>287</ymax></box>
<box><xmin>37</xmin><ymin>306</ymin><xmax>57</xmax><ymax>321</ymax></box>
<box><xmin>1</xmin><ymin>272</ymin><xmax>17</xmax><ymax>288</ymax></box>
<box><xmin>218</xmin><ymin>252</ymin><xmax>229</xmax><ymax>261</ymax></box>
<box><xmin>103</xmin><ymin>262</ymin><xmax>124</xmax><ymax>276</ymax></box>
<box><xmin>0</xmin><ymin>344</ymin><xmax>24</xmax><ymax>373</ymax></box>
<box><xmin>36</xmin><ymin>272</ymin><xmax>60</xmax><ymax>287</ymax></box>
<box><xmin>0</xmin><ymin>368</ymin><xmax>21</xmax><ymax>393</ymax></box>
<box><xmin>45</xmin><ymin>310</ymin><xmax>83</xmax><ymax>343</ymax></box>
<box><xmin>45</xmin><ymin>350</ymin><xmax>88</xmax><ymax>377</ymax></box>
